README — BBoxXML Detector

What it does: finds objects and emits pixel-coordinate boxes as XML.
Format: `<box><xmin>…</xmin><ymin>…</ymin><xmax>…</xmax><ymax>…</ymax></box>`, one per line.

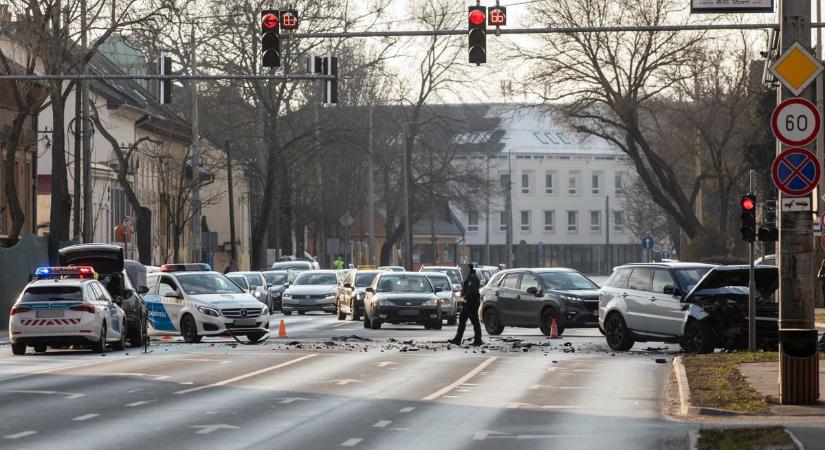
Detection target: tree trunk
<box><xmin>136</xmin><ymin>207</ymin><xmax>152</xmax><ymax>265</ymax></box>
<box><xmin>2</xmin><ymin>113</ymin><xmax>29</xmax><ymax>245</ymax></box>
<box><xmin>172</xmin><ymin>224</ymin><xmax>181</xmax><ymax>262</ymax></box>
<box><xmin>48</xmin><ymin>89</ymin><xmax>71</xmax><ymax>263</ymax></box>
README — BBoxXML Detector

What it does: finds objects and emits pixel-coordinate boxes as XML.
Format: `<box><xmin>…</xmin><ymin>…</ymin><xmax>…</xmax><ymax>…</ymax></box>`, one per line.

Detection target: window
<box><xmin>533</xmin><ymin>132</ymin><xmax>549</xmax><ymax>144</ymax></box>
<box><xmin>500</xmin><ymin>174</ymin><xmax>510</xmax><ymax>191</ymax></box>
<box><xmin>468</xmin><ymin>210</ymin><xmax>479</xmax><ymax>232</ymax></box>
<box><xmin>627</xmin><ymin>268</ymin><xmax>653</xmax><ymax>291</ymax></box>
<box><xmin>545</xmin><ymin>172</ymin><xmax>554</xmax><ymax>194</ymax></box>
<box><xmin>499</xmin><ymin>211</ymin><xmax>508</xmax><ymax>231</ymax></box>
<box><xmin>567</xmin><ymin>210</ymin><xmax>578</xmax><ymax>232</ymax></box>
<box><xmin>614</xmin><ymin>210</ymin><xmax>625</xmax><ymax>232</ymax></box>
<box><xmin>158</xmin><ymin>277</ymin><xmax>178</xmax><ymax>296</ymax></box>
<box><xmin>592</xmin><ymin>173</ymin><xmax>601</xmax><ymax>194</ymax></box>
<box><xmin>520</xmin><ymin>210</ymin><xmax>531</xmax><ymax>232</ymax></box>
<box><xmin>568</xmin><ymin>171</ymin><xmax>579</xmax><ymax>194</ymax></box>
<box><xmin>543</xmin><ymin>133</ymin><xmax>559</xmax><ymax>144</ymax></box>
<box><xmin>615</xmin><ymin>172</ymin><xmax>624</xmax><ymax>195</ymax></box>
<box><xmin>652</xmin><ymin>269</ymin><xmax>676</xmax><ymax>294</ymax></box>
<box><xmin>520</xmin><ymin>274</ymin><xmax>541</xmax><ymax>292</ymax></box>
<box><xmin>590</xmin><ymin>211</ymin><xmax>601</xmax><ymax>232</ymax></box>
<box><xmin>502</xmin><ymin>273</ymin><xmax>521</xmax><ymax>288</ymax></box>
<box><xmin>521</xmin><ymin>173</ymin><xmax>530</xmax><ymax>194</ymax></box>
<box><xmin>606</xmin><ymin>269</ymin><xmax>632</xmax><ymax>289</ymax></box>
<box><xmin>544</xmin><ymin>210</ymin><xmax>555</xmax><ymax>232</ymax></box>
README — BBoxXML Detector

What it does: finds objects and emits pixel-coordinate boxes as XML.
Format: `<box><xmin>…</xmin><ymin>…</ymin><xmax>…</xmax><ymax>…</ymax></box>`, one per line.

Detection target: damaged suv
<box><xmin>599</xmin><ymin>262</ymin><xmax>778</xmax><ymax>353</ymax></box>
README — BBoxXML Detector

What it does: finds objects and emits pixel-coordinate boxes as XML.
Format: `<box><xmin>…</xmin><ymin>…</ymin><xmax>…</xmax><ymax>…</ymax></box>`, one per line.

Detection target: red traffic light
<box><xmin>280</xmin><ymin>10</ymin><xmax>299</xmax><ymax>30</ymax></box>
<box><xmin>262</xmin><ymin>12</ymin><xmax>279</xmax><ymax>30</ymax></box>
<box><xmin>741</xmin><ymin>196</ymin><xmax>755</xmax><ymax>211</ymax></box>
<box><xmin>469</xmin><ymin>9</ymin><xmax>485</xmax><ymax>26</ymax></box>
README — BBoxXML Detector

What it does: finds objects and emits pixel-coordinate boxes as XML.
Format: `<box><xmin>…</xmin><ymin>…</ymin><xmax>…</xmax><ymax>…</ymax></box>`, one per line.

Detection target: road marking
<box><xmin>174</xmin><ymin>354</ymin><xmax>318</xmax><ymax>395</ymax></box>
<box><xmin>72</xmin><ymin>413</ymin><xmax>100</xmax><ymax>421</ymax></box>
<box><xmin>190</xmin><ymin>424</ymin><xmax>239</xmax><ymax>435</ymax></box>
<box><xmin>125</xmin><ymin>400</ymin><xmax>152</xmax><ymax>407</ymax></box>
<box><xmin>5</xmin><ymin>390</ymin><xmax>85</xmax><ymax>399</ymax></box>
<box><xmin>103</xmin><ymin>372</ymin><xmax>171</xmax><ymax>380</ymax></box>
<box><xmin>473</xmin><ymin>430</ymin><xmax>588</xmax><ymax>440</ymax></box>
<box><xmin>4</xmin><ymin>431</ymin><xmax>37</xmax><ymax>439</ymax></box>
<box><xmin>341</xmin><ymin>438</ymin><xmax>362</xmax><ymax>447</ymax></box>
<box><xmin>0</xmin><ymin>356</ymin><xmax>127</xmax><ymax>383</ymax></box>
<box><xmin>422</xmin><ymin>357</ymin><xmax>497</xmax><ymax>401</ymax></box>
<box><xmin>328</xmin><ymin>379</ymin><xmax>361</xmax><ymax>386</ymax></box>
<box><xmin>376</xmin><ymin>361</ymin><xmax>399</xmax><ymax>368</ymax></box>
<box><xmin>276</xmin><ymin>397</ymin><xmax>310</xmax><ymax>404</ymax></box>
<box><xmin>373</xmin><ymin>420</ymin><xmax>391</xmax><ymax>428</ymax></box>
<box><xmin>399</xmin><ymin>407</ymin><xmax>415</xmax><ymax>413</ymax></box>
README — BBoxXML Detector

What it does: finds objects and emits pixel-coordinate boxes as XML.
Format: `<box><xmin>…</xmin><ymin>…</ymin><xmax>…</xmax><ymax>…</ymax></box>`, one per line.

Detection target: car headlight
<box><xmin>376</xmin><ymin>299</ymin><xmax>392</xmax><ymax>306</ymax></box>
<box><xmin>423</xmin><ymin>298</ymin><xmax>438</xmax><ymax>306</ymax></box>
<box><xmin>560</xmin><ymin>295</ymin><xmax>581</xmax><ymax>302</ymax></box>
<box><xmin>283</xmin><ymin>294</ymin><xmax>292</xmax><ymax>300</ymax></box>
<box><xmin>356</xmin><ymin>292</ymin><xmax>366</xmax><ymax>300</ymax></box>
<box><xmin>261</xmin><ymin>305</ymin><xmax>269</xmax><ymax>316</ymax></box>
<box><xmin>324</xmin><ymin>293</ymin><xmax>336</xmax><ymax>300</ymax></box>
<box><xmin>198</xmin><ymin>306</ymin><xmax>221</xmax><ymax>317</ymax></box>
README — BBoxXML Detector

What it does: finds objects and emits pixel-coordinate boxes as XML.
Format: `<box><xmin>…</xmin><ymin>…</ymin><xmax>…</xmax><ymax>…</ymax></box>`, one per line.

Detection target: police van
<box><xmin>9</xmin><ymin>266</ymin><xmax>127</xmax><ymax>355</ymax></box>
<box><xmin>144</xmin><ymin>264</ymin><xmax>271</xmax><ymax>343</ymax></box>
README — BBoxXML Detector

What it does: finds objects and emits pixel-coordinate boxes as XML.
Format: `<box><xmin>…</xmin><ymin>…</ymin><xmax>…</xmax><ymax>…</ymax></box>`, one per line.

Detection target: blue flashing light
<box><xmin>35</xmin><ymin>267</ymin><xmax>51</xmax><ymax>276</ymax></box>
<box><xmin>200</xmin><ymin>263</ymin><xmax>212</xmax><ymax>271</ymax></box>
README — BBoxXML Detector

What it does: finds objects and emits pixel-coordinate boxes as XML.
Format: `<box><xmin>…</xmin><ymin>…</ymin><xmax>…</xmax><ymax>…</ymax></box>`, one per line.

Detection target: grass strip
<box><xmin>696</xmin><ymin>427</ymin><xmax>796</xmax><ymax>450</ymax></box>
<box><xmin>681</xmin><ymin>353</ymin><xmax>775</xmax><ymax>413</ymax></box>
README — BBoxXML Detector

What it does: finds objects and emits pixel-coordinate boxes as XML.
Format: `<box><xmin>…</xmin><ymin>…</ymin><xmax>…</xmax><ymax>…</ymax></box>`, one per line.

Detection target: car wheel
<box><xmin>430</xmin><ymin>319</ymin><xmax>443</xmax><ymax>330</ymax></box>
<box><xmin>33</xmin><ymin>345</ymin><xmax>47</xmax><ymax>353</ymax></box>
<box><xmin>682</xmin><ymin>320</ymin><xmax>715</xmax><ymax>354</ymax></box>
<box><xmin>112</xmin><ymin>321</ymin><xmax>127</xmax><ymax>351</ymax></box>
<box><xmin>483</xmin><ymin>308</ymin><xmax>504</xmax><ymax>335</ymax></box>
<box><xmin>246</xmin><ymin>332</ymin><xmax>268</xmax><ymax>343</ymax></box>
<box><xmin>604</xmin><ymin>313</ymin><xmax>634</xmax><ymax>351</ymax></box>
<box><xmin>283</xmin><ymin>311</ymin><xmax>293</xmax><ymax>316</ymax></box>
<box><xmin>539</xmin><ymin>308</ymin><xmax>564</xmax><ymax>336</ymax></box>
<box><xmin>350</xmin><ymin>301</ymin><xmax>360</xmax><ymax>321</ymax></box>
<box><xmin>180</xmin><ymin>314</ymin><xmax>202</xmax><ymax>343</ymax></box>
<box><xmin>129</xmin><ymin>318</ymin><xmax>146</xmax><ymax>348</ymax></box>
<box><xmin>298</xmin><ymin>311</ymin><xmax>306</xmax><ymax>316</ymax></box>
<box><xmin>363</xmin><ymin>312</ymin><xmax>371</xmax><ymax>329</ymax></box>
<box><xmin>11</xmin><ymin>343</ymin><xmax>26</xmax><ymax>356</ymax></box>
<box><xmin>92</xmin><ymin>323</ymin><xmax>107</xmax><ymax>353</ymax></box>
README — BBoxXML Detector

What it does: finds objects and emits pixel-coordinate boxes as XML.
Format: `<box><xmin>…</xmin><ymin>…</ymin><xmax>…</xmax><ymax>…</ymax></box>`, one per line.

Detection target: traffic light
<box><xmin>279</xmin><ymin>10</ymin><xmax>299</xmax><ymax>31</ymax></box>
<box><xmin>468</xmin><ymin>6</ymin><xmax>486</xmax><ymax>65</ymax></box>
<box><xmin>758</xmin><ymin>199</ymin><xmax>778</xmax><ymax>242</ymax></box>
<box><xmin>158</xmin><ymin>53</ymin><xmax>172</xmax><ymax>104</ymax></box>
<box><xmin>740</xmin><ymin>193</ymin><xmax>757</xmax><ymax>242</ymax></box>
<box><xmin>261</xmin><ymin>9</ymin><xmax>281</xmax><ymax>68</ymax></box>
<box><xmin>322</xmin><ymin>55</ymin><xmax>337</xmax><ymax>105</ymax></box>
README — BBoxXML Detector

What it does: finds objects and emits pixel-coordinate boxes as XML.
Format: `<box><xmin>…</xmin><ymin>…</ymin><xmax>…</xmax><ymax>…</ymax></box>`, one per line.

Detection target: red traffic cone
<box><xmin>277</xmin><ymin>319</ymin><xmax>287</xmax><ymax>338</ymax></box>
<box><xmin>550</xmin><ymin>319</ymin><xmax>561</xmax><ymax>339</ymax></box>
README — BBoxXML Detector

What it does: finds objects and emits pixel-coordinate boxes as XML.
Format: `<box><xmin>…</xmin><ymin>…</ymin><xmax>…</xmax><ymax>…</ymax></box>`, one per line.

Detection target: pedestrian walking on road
<box><xmin>334</xmin><ymin>256</ymin><xmax>345</xmax><ymax>270</ymax></box>
<box><xmin>449</xmin><ymin>263</ymin><xmax>483</xmax><ymax>346</ymax></box>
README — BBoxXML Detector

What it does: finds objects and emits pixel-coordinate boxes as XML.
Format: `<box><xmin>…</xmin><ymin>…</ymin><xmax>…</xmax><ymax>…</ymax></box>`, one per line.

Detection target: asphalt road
<box><xmin>1</xmin><ymin>313</ymin><xmax>694</xmax><ymax>450</ymax></box>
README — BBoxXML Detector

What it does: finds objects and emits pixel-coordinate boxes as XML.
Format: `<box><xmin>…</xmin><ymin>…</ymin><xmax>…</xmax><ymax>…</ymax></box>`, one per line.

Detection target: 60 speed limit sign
<box><xmin>772</xmin><ymin>98</ymin><xmax>821</xmax><ymax>146</ymax></box>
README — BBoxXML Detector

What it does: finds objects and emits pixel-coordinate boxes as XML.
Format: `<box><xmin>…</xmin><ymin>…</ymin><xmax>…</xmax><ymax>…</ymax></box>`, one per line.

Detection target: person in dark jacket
<box><xmin>449</xmin><ymin>263</ymin><xmax>483</xmax><ymax>346</ymax></box>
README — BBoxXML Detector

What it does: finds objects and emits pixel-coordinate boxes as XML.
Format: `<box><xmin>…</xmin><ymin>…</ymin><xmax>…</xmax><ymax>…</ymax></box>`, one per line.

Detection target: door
<box><xmin>495</xmin><ymin>272</ymin><xmax>522</xmax><ymax>324</ymax></box>
<box><xmin>647</xmin><ymin>269</ymin><xmax>686</xmax><ymax>336</ymax></box>
<box><xmin>624</xmin><ymin>268</ymin><xmax>653</xmax><ymax>331</ymax></box>
<box><xmin>516</xmin><ymin>273</ymin><xmax>543</xmax><ymax>325</ymax></box>
<box><xmin>149</xmin><ymin>276</ymin><xmax>182</xmax><ymax>332</ymax></box>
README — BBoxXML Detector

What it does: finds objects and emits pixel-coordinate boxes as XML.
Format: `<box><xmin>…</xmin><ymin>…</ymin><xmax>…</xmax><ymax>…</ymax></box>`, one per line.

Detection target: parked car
<box><xmin>421</xmin><ymin>272</ymin><xmax>459</xmax><ymax>325</ymax></box>
<box><xmin>418</xmin><ymin>265</ymin><xmax>463</xmax><ymax>291</ymax></box>
<box><xmin>479</xmin><ymin>268</ymin><xmax>600</xmax><ymax>336</ymax></box>
<box><xmin>281</xmin><ymin>270</ymin><xmax>339</xmax><ymax>315</ymax></box>
<box><xmin>378</xmin><ymin>266</ymin><xmax>405</xmax><ymax>272</ymax></box>
<box><xmin>261</xmin><ymin>270</ymin><xmax>297</xmax><ymax>311</ymax></box>
<box><xmin>58</xmin><ymin>244</ymin><xmax>149</xmax><ymax>348</ymax></box>
<box><xmin>362</xmin><ymin>272</ymin><xmax>444</xmax><ymax>330</ymax></box>
<box><xmin>598</xmin><ymin>262</ymin><xmax>779</xmax><ymax>353</ymax></box>
<box><xmin>225</xmin><ymin>271</ymin><xmax>270</xmax><ymax>307</ymax></box>
<box><xmin>272</xmin><ymin>260</ymin><xmax>315</xmax><ymax>272</ymax></box>
<box><xmin>226</xmin><ymin>273</ymin><xmax>250</xmax><ymax>291</ymax></box>
<box><xmin>336</xmin><ymin>270</ymin><xmax>382</xmax><ymax>320</ymax></box>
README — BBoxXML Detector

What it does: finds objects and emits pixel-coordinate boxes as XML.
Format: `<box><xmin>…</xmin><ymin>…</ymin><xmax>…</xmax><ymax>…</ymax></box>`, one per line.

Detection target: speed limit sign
<box><xmin>772</xmin><ymin>98</ymin><xmax>821</xmax><ymax>147</ymax></box>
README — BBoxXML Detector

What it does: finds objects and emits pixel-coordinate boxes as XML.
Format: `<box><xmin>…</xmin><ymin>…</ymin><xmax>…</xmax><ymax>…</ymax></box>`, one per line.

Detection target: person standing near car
<box><xmin>334</xmin><ymin>256</ymin><xmax>345</xmax><ymax>270</ymax></box>
<box><xmin>449</xmin><ymin>263</ymin><xmax>482</xmax><ymax>346</ymax></box>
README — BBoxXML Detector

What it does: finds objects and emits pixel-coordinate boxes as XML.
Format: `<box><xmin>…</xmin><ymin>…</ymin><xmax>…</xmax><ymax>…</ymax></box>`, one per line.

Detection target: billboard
<box><xmin>691</xmin><ymin>0</ymin><xmax>773</xmax><ymax>13</ymax></box>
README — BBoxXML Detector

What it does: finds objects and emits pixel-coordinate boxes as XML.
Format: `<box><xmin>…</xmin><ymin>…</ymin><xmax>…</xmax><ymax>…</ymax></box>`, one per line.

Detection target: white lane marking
<box><xmin>4</xmin><ymin>431</ymin><xmax>37</xmax><ymax>439</ymax></box>
<box><xmin>190</xmin><ymin>424</ymin><xmax>239</xmax><ymax>435</ymax></box>
<box><xmin>373</xmin><ymin>420</ymin><xmax>391</xmax><ymax>428</ymax></box>
<box><xmin>474</xmin><ymin>430</ymin><xmax>590</xmax><ymax>440</ymax></box>
<box><xmin>125</xmin><ymin>400</ymin><xmax>152</xmax><ymax>407</ymax></box>
<box><xmin>174</xmin><ymin>354</ymin><xmax>318</xmax><ymax>395</ymax></box>
<box><xmin>341</xmin><ymin>438</ymin><xmax>362</xmax><ymax>447</ymax></box>
<box><xmin>72</xmin><ymin>413</ymin><xmax>100</xmax><ymax>421</ymax></box>
<box><xmin>422</xmin><ymin>357</ymin><xmax>497</xmax><ymax>401</ymax></box>
<box><xmin>276</xmin><ymin>397</ymin><xmax>310</xmax><ymax>404</ymax></box>
<box><xmin>376</xmin><ymin>361</ymin><xmax>398</xmax><ymax>368</ymax></box>
<box><xmin>328</xmin><ymin>379</ymin><xmax>361</xmax><ymax>386</ymax></box>
<box><xmin>102</xmin><ymin>372</ymin><xmax>171</xmax><ymax>380</ymax></box>
<box><xmin>176</xmin><ymin>358</ymin><xmax>231</xmax><ymax>365</ymax></box>
<box><xmin>399</xmin><ymin>407</ymin><xmax>415</xmax><ymax>413</ymax></box>
<box><xmin>4</xmin><ymin>390</ymin><xmax>85</xmax><ymax>399</ymax></box>
<box><xmin>179</xmin><ymin>382</ymin><xmax>194</xmax><ymax>385</ymax></box>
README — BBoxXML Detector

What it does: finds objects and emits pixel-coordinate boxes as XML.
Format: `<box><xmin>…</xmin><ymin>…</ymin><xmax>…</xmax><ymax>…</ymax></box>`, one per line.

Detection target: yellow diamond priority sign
<box><xmin>770</xmin><ymin>42</ymin><xmax>824</xmax><ymax>96</ymax></box>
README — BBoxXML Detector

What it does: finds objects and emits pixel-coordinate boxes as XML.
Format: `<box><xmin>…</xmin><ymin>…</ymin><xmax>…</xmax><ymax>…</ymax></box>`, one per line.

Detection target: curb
<box><xmin>673</xmin><ymin>356</ymin><xmax>759</xmax><ymax>417</ymax></box>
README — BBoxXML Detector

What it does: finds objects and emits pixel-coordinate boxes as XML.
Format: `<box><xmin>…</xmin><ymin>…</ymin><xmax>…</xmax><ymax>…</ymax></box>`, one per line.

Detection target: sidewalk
<box><xmin>739</xmin><ymin>361</ymin><xmax>825</xmax><ymax>416</ymax></box>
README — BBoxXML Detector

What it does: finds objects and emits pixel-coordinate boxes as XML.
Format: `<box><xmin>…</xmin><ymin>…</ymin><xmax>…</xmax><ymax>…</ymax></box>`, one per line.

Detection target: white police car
<box><xmin>9</xmin><ymin>266</ymin><xmax>127</xmax><ymax>355</ymax></box>
<box><xmin>144</xmin><ymin>264</ymin><xmax>271</xmax><ymax>343</ymax></box>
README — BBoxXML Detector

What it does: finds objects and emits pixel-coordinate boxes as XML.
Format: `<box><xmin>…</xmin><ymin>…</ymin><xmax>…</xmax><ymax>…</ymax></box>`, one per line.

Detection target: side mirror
<box><xmin>137</xmin><ymin>285</ymin><xmax>149</xmax><ymax>295</ymax></box>
<box><xmin>663</xmin><ymin>285</ymin><xmax>679</xmax><ymax>296</ymax></box>
<box><xmin>365</xmin><ymin>287</ymin><xmax>375</xmax><ymax>293</ymax></box>
<box><xmin>164</xmin><ymin>291</ymin><xmax>182</xmax><ymax>299</ymax></box>
<box><xmin>526</xmin><ymin>286</ymin><xmax>538</xmax><ymax>295</ymax></box>
<box><xmin>283</xmin><ymin>283</ymin><xmax>290</xmax><ymax>288</ymax></box>
<box><xmin>113</xmin><ymin>296</ymin><xmax>124</xmax><ymax>306</ymax></box>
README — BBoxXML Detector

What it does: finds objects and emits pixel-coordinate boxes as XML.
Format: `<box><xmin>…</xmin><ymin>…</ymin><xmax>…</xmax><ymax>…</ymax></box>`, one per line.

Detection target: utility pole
<box><xmin>485</xmin><ymin>155</ymin><xmax>491</xmax><ymax>265</ymax></box>
<box><xmin>402</xmin><ymin>123</ymin><xmax>413</xmax><ymax>270</ymax></box>
<box><xmin>316</xmin><ymin>102</ymin><xmax>326</xmax><ymax>268</ymax></box>
<box><xmin>605</xmin><ymin>195</ymin><xmax>610</xmax><ymax>275</ymax></box>
<box><xmin>505</xmin><ymin>150</ymin><xmax>513</xmax><ymax>268</ymax></box>
<box><xmin>430</xmin><ymin>150</ymin><xmax>436</xmax><ymax>264</ymax></box>
<box><xmin>189</xmin><ymin>23</ymin><xmax>201</xmax><ymax>263</ymax></box>
<box><xmin>748</xmin><ymin>170</ymin><xmax>756</xmax><ymax>352</ymax></box>
<box><xmin>226</xmin><ymin>141</ymin><xmax>237</xmax><ymax>269</ymax></box>
<box><xmin>368</xmin><ymin>102</ymin><xmax>376</xmax><ymax>265</ymax></box>
<box><xmin>777</xmin><ymin>0</ymin><xmax>819</xmax><ymax>405</ymax></box>
<box><xmin>73</xmin><ymin>89</ymin><xmax>81</xmax><ymax>240</ymax></box>
<box><xmin>80</xmin><ymin>0</ymin><xmax>92</xmax><ymax>242</ymax></box>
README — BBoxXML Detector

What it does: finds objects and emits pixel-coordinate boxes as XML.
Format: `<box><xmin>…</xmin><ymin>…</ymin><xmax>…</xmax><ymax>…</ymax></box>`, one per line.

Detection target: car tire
<box><xmin>283</xmin><ymin>311</ymin><xmax>293</xmax><ymax>316</ymax></box>
<box><xmin>112</xmin><ymin>321</ymin><xmax>127</xmax><ymax>351</ymax></box>
<box><xmin>180</xmin><ymin>314</ymin><xmax>202</xmax><ymax>344</ymax></box>
<box><xmin>337</xmin><ymin>305</ymin><xmax>346</xmax><ymax>320</ymax></box>
<box><xmin>11</xmin><ymin>343</ymin><xmax>26</xmax><ymax>356</ymax></box>
<box><xmin>129</xmin><ymin>317</ymin><xmax>146</xmax><ymax>348</ymax></box>
<box><xmin>350</xmin><ymin>301</ymin><xmax>360</xmax><ymax>321</ymax></box>
<box><xmin>483</xmin><ymin>308</ymin><xmax>504</xmax><ymax>335</ymax></box>
<box><xmin>298</xmin><ymin>311</ymin><xmax>306</xmax><ymax>316</ymax></box>
<box><xmin>363</xmin><ymin>312</ymin><xmax>371</xmax><ymax>329</ymax></box>
<box><xmin>682</xmin><ymin>320</ymin><xmax>715</xmax><ymax>354</ymax></box>
<box><xmin>92</xmin><ymin>323</ymin><xmax>107</xmax><ymax>353</ymax></box>
<box><xmin>604</xmin><ymin>313</ymin><xmax>634</xmax><ymax>351</ymax></box>
<box><xmin>33</xmin><ymin>345</ymin><xmax>47</xmax><ymax>353</ymax></box>
<box><xmin>539</xmin><ymin>308</ymin><xmax>564</xmax><ymax>336</ymax></box>
<box><xmin>369</xmin><ymin>313</ymin><xmax>381</xmax><ymax>330</ymax></box>
<box><xmin>246</xmin><ymin>332</ymin><xmax>267</xmax><ymax>343</ymax></box>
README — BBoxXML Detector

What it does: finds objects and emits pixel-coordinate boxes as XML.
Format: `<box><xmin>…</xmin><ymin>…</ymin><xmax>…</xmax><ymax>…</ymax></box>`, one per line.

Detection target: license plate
<box><xmin>36</xmin><ymin>309</ymin><xmax>64</xmax><ymax>318</ymax></box>
<box><xmin>399</xmin><ymin>309</ymin><xmax>419</xmax><ymax>316</ymax></box>
<box><xmin>315</xmin><ymin>299</ymin><xmax>330</xmax><ymax>305</ymax></box>
<box><xmin>233</xmin><ymin>319</ymin><xmax>256</xmax><ymax>326</ymax></box>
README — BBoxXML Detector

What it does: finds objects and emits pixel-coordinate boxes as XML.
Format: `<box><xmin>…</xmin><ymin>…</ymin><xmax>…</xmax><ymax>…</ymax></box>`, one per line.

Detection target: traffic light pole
<box><xmin>190</xmin><ymin>23</ymin><xmax>201</xmax><ymax>264</ymax></box>
<box><xmin>748</xmin><ymin>170</ymin><xmax>756</xmax><ymax>353</ymax></box>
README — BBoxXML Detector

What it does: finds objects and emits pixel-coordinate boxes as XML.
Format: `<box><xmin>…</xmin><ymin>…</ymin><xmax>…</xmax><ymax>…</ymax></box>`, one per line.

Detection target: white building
<box><xmin>457</xmin><ymin>106</ymin><xmax>642</xmax><ymax>274</ymax></box>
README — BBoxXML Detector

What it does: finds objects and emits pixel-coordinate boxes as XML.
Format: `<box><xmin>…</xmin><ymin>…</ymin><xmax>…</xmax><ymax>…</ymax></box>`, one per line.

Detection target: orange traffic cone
<box><xmin>277</xmin><ymin>319</ymin><xmax>287</xmax><ymax>338</ymax></box>
<box><xmin>549</xmin><ymin>319</ymin><xmax>561</xmax><ymax>339</ymax></box>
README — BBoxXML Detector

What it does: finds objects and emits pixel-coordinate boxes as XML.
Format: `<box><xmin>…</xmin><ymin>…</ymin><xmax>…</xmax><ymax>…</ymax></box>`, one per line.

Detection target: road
<box><xmin>0</xmin><ymin>313</ymin><xmax>693</xmax><ymax>450</ymax></box>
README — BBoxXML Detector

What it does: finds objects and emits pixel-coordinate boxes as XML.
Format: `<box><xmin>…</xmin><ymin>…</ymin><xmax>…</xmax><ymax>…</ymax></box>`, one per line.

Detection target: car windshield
<box><xmin>672</xmin><ymin>268</ymin><xmax>712</xmax><ymax>292</ymax></box>
<box><xmin>426</xmin><ymin>276</ymin><xmax>451</xmax><ymax>291</ymax></box>
<box><xmin>243</xmin><ymin>274</ymin><xmax>264</xmax><ymax>288</ymax></box>
<box><xmin>538</xmin><ymin>272</ymin><xmax>598</xmax><ymax>290</ymax></box>
<box><xmin>177</xmin><ymin>273</ymin><xmax>244</xmax><ymax>295</ymax></box>
<box><xmin>262</xmin><ymin>272</ymin><xmax>288</xmax><ymax>285</ymax></box>
<box><xmin>377</xmin><ymin>275</ymin><xmax>433</xmax><ymax>293</ymax></box>
<box><xmin>22</xmin><ymin>286</ymin><xmax>83</xmax><ymax>302</ymax></box>
<box><xmin>355</xmin><ymin>272</ymin><xmax>378</xmax><ymax>287</ymax></box>
<box><xmin>294</xmin><ymin>272</ymin><xmax>338</xmax><ymax>285</ymax></box>
<box><xmin>273</xmin><ymin>262</ymin><xmax>310</xmax><ymax>270</ymax></box>
<box><xmin>426</xmin><ymin>268</ymin><xmax>461</xmax><ymax>284</ymax></box>
<box><xmin>227</xmin><ymin>275</ymin><xmax>248</xmax><ymax>289</ymax></box>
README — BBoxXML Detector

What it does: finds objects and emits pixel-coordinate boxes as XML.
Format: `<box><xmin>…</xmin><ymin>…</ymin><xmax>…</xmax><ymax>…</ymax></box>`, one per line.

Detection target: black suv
<box><xmin>479</xmin><ymin>268</ymin><xmax>600</xmax><ymax>336</ymax></box>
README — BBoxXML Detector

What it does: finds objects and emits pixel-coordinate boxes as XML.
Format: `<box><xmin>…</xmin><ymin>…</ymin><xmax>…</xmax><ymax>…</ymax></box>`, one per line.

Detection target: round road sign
<box><xmin>821</xmin><ymin>234</ymin><xmax>825</xmax><ymax>251</ymax></box>
<box><xmin>772</xmin><ymin>148</ymin><xmax>820</xmax><ymax>196</ymax></box>
<box><xmin>772</xmin><ymin>98</ymin><xmax>821</xmax><ymax>147</ymax></box>
<box><xmin>820</xmin><ymin>213</ymin><xmax>825</xmax><ymax>229</ymax></box>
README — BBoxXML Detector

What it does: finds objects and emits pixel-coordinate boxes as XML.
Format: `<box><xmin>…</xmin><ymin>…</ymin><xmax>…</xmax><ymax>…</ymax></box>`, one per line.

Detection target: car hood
<box><xmin>189</xmin><ymin>293</ymin><xmax>263</xmax><ymax>308</ymax></box>
<box><xmin>374</xmin><ymin>292</ymin><xmax>438</xmax><ymax>301</ymax></box>
<box><xmin>683</xmin><ymin>265</ymin><xmax>778</xmax><ymax>303</ymax></box>
<box><xmin>285</xmin><ymin>285</ymin><xmax>337</xmax><ymax>296</ymax></box>
<box><xmin>58</xmin><ymin>244</ymin><xmax>124</xmax><ymax>274</ymax></box>
<box><xmin>548</xmin><ymin>289</ymin><xmax>600</xmax><ymax>300</ymax></box>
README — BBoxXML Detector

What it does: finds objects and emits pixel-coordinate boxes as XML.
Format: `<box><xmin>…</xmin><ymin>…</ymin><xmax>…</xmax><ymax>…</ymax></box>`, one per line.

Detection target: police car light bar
<box><xmin>160</xmin><ymin>263</ymin><xmax>212</xmax><ymax>272</ymax></box>
<box><xmin>35</xmin><ymin>266</ymin><xmax>95</xmax><ymax>279</ymax></box>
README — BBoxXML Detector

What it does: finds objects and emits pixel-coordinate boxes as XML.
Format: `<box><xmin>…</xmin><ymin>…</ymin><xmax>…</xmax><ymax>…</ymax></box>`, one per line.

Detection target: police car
<box><xmin>144</xmin><ymin>264</ymin><xmax>271</xmax><ymax>343</ymax></box>
<box><xmin>9</xmin><ymin>266</ymin><xmax>128</xmax><ymax>355</ymax></box>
